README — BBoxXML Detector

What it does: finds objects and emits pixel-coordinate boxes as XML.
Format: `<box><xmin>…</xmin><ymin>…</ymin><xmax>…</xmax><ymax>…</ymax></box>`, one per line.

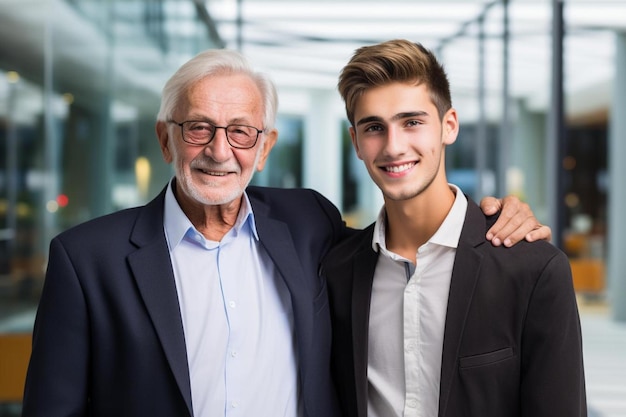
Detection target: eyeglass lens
<box><xmin>182</xmin><ymin>121</ymin><xmax>258</xmax><ymax>148</ymax></box>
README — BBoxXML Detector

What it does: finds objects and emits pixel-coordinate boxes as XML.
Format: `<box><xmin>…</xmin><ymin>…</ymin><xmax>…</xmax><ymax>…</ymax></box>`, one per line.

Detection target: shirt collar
<box><xmin>163</xmin><ymin>178</ymin><xmax>259</xmax><ymax>251</ymax></box>
<box><xmin>372</xmin><ymin>184</ymin><xmax>468</xmax><ymax>252</ymax></box>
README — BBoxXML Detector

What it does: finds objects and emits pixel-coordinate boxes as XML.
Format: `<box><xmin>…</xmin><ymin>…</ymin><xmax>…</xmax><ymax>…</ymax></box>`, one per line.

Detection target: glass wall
<box><xmin>0</xmin><ymin>0</ymin><xmax>191</xmax><ymax>304</ymax></box>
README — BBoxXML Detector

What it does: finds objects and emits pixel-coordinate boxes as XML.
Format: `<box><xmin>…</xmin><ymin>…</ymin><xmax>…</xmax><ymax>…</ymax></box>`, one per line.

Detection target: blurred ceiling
<box><xmin>209</xmin><ymin>0</ymin><xmax>626</xmax><ymax>122</ymax></box>
<box><xmin>1</xmin><ymin>0</ymin><xmax>625</xmax><ymax>122</ymax></box>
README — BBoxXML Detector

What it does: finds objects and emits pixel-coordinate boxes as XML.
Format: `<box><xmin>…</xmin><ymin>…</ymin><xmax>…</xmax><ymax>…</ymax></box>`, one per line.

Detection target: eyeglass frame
<box><xmin>167</xmin><ymin>120</ymin><xmax>265</xmax><ymax>149</ymax></box>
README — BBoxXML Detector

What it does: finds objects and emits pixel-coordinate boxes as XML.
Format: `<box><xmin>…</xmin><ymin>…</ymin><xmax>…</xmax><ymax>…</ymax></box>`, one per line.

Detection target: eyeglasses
<box><xmin>169</xmin><ymin>120</ymin><xmax>264</xmax><ymax>149</ymax></box>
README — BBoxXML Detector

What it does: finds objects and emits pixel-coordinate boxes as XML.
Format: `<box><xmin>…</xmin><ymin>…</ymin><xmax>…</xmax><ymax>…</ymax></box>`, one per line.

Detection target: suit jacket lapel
<box><xmin>351</xmin><ymin>225</ymin><xmax>378</xmax><ymax>417</ymax></box>
<box><xmin>255</xmin><ymin>215</ymin><xmax>314</xmax><ymax>335</ymax></box>
<box><xmin>438</xmin><ymin>200</ymin><xmax>486</xmax><ymax>417</ymax></box>
<box><xmin>127</xmin><ymin>188</ymin><xmax>193</xmax><ymax>416</ymax></box>
<box><xmin>249</xmin><ymin>196</ymin><xmax>316</xmax><ymax>378</ymax></box>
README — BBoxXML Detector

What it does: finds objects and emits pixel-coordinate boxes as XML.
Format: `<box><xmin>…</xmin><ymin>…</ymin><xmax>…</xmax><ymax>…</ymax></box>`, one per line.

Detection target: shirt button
<box><xmin>407</xmin><ymin>399</ymin><xmax>417</xmax><ymax>408</ymax></box>
<box><xmin>229</xmin><ymin>301</ymin><xmax>236</xmax><ymax>308</ymax></box>
<box><xmin>231</xmin><ymin>401</ymin><xmax>239</xmax><ymax>408</ymax></box>
<box><xmin>231</xmin><ymin>350</ymin><xmax>238</xmax><ymax>357</ymax></box>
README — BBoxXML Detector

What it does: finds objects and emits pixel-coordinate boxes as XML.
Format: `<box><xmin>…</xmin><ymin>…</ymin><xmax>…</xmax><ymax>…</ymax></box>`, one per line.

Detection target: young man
<box><xmin>323</xmin><ymin>39</ymin><xmax>586</xmax><ymax>417</ymax></box>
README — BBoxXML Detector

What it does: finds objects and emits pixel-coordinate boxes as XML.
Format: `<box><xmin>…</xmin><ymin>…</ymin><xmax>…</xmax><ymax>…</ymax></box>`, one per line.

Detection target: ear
<box><xmin>442</xmin><ymin>108</ymin><xmax>459</xmax><ymax>146</ymax></box>
<box><xmin>156</xmin><ymin>121</ymin><xmax>173</xmax><ymax>163</ymax></box>
<box><xmin>256</xmin><ymin>128</ymin><xmax>278</xmax><ymax>171</ymax></box>
<box><xmin>349</xmin><ymin>126</ymin><xmax>364</xmax><ymax>160</ymax></box>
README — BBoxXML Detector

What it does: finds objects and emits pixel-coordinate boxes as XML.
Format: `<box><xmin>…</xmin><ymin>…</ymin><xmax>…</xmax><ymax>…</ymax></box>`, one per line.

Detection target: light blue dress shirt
<box><xmin>163</xmin><ymin>181</ymin><xmax>302</xmax><ymax>417</ymax></box>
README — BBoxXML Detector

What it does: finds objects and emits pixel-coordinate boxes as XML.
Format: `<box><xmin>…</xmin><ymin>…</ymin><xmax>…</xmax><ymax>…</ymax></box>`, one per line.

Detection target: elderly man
<box><xmin>23</xmin><ymin>49</ymin><xmax>549</xmax><ymax>417</ymax></box>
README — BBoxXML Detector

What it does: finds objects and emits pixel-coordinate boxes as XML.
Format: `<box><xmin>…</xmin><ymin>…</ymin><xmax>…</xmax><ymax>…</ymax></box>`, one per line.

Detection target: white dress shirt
<box><xmin>367</xmin><ymin>185</ymin><xmax>467</xmax><ymax>417</ymax></box>
<box><xmin>163</xmin><ymin>181</ymin><xmax>302</xmax><ymax>417</ymax></box>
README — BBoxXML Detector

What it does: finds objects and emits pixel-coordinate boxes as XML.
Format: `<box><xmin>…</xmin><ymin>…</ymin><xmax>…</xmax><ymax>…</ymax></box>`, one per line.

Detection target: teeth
<box><xmin>202</xmin><ymin>169</ymin><xmax>227</xmax><ymax>176</ymax></box>
<box><xmin>385</xmin><ymin>163</ymin><xmax>414</xmax><ymax>173</ymax></box>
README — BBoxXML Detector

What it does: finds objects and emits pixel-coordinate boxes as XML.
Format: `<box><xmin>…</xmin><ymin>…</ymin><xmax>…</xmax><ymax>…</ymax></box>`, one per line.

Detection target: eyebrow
<box><xmin>355</xmin><ymin>111</ymin><xmax>430</xmax><ymax>127</ymax></box>
<box><xmin>184</xmin><ymin>115</ymin><xmax>254</xmax><ymax>125</ymax></box>
<box><xmin>184</xmin><ymin>114</ymin><xmax>214</xmax><ymax>123</ymax></box>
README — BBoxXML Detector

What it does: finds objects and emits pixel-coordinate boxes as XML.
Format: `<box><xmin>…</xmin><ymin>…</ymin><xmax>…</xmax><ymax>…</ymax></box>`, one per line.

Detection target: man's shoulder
<box><xmin>495</xmin><ymin>237</ymin><xmax>567</xmax><ymax>267</ymax></box>
<box><xmin>58</xmin><ymin>185</ymin><xmax>165</xmax><ymax>238</ymax></box>
<box><xmin>463</xmin><ymin>198</ymin><xmax>562</xmax><ymax>258</ymax></box>
<box><xmin>56</xmin><ymin>206</ymin><xmax>143</xmax><ymax>241</ymax></box>
<box><xmin>472</xmin><ymin>211</ymin><xmax>562</xmax><ymax>260</ymax></box>
<box><xmin>455</xmin><ymin>199</ymin><xmax>568</xmax><ymax>277</ymax></box>
<box><xmin>323</xmin><ymin>223</ymin><xmax>375</xmax><ymax>267</ymax></box>
<box><xmin>247</xmin><ymin>185</ymin><xmax>341</xmax><ymax>217</ymax></box>
<box><xmin>246</xmin><ymin>185</ymin><xmax>327</xmax><ymax>203</ymax></box>
<box><xmin>466</xmin><ymin>222</ymin><xmax>569</xmax><ymax>281</ymax></box>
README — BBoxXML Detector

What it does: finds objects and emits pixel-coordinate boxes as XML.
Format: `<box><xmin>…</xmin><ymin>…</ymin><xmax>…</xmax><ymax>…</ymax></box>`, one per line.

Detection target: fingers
<box><xmin>491</xmin><ymin>217</ymin><xmax>539</xmax><ymax>247</ymax></box>
<box><xmin>479</xmin><ymin>196</ymin><xmax>502</xmax><ymax>216</ymax></box>
<box><xmin>481</xmin><ymin>195</ymin><xmax>551</xmax><ymax>247</ymax></box>
<box><xmin>524</xmin><ymin>224</ymin><xmax>552</xmax><ymax>243</ymax></box>
<box><xmin>485</xmin><ymin>196</ymin><xmax>534</xmax><ymax>247</ymax></box>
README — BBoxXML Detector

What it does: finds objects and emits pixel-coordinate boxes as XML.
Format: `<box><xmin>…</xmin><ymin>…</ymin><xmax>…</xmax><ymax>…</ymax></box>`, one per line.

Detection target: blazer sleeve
<box><xmin>22</xmin><ymin>237</ymin><xmax>90</xmax><ymax>417</ymax></box>
<box><xmin>520</xmin><ymin>250</ymin><xmax>587</xmax><ymax>416</ymax></box>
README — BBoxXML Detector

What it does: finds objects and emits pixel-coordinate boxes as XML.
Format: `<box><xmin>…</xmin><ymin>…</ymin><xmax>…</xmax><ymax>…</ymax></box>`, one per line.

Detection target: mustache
<box><xmin>190</xmin><ymin>158</ymin><xmax>240</xmax><ymax>173</ymax></box>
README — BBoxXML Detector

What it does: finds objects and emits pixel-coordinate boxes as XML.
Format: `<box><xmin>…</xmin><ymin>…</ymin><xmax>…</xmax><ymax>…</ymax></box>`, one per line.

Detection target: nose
<box><xmin>383</xmin><ymin>125</ymin><xmax>406</xmax><ymax>157</ymax></box>
<box><xmin>204</xmin><ymin>127</ymin><xmax>231</xmax><ymax>161</ymax></box>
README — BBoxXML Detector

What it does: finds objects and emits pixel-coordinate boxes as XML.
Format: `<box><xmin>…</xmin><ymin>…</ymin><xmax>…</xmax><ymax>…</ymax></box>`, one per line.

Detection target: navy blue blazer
<box><xmin>322</xmin><ymin>198</ymin><xmax>586</xmax><ymax>417</ymax></box>
<box><xmin>23</xmin><ymin>185</ymin><xmax>349</xmax><ymax>417</ymax></box>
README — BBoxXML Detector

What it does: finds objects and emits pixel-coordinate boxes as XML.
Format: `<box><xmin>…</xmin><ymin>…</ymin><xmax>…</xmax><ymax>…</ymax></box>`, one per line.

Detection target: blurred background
<box><xmin>1</xmin><ymin>0</ymin><xmax>625</xmax><ymax>415</ymax></box>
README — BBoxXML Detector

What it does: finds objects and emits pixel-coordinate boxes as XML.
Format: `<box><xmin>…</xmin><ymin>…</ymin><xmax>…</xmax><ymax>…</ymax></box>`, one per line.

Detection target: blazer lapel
<box><xmin>249</xmin><ymin>198</ymin><xmax>316</xmax><ymax>378</ymax></box>
<box><xmin>438</xmin><ymin>200</ymin><xmax>486</xmax><ymax>417</ymax></box>
<box><xmin>351</xmin><ymin>226</ymin><xmax>378</xmax><ymax>417</ymax></box>
<box><xmin>255</xmin><ymin>215</ymin><xmax>314</xmax><ymax>332</ymax></box>
<box><xmin>127</xmin><ymin>189</ymin><xmax>193</xmax><ymax>416</ymax></box>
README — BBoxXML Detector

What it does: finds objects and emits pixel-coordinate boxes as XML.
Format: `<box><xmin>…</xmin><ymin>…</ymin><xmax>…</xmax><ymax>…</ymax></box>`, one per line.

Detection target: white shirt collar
<box><xmin>163</xmin><ymin>179</ymin><xmax>259</xmax><ymax>250</ymax></box>
<box><xmin>372</xmin><ymin>184</ymin><xmax>468</xmax><ymax>253</ymax></box>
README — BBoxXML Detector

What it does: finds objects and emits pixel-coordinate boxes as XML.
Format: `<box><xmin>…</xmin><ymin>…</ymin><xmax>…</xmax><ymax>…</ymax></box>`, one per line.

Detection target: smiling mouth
<box><xmin>199</xmin><ymin>168</ymin><xmax>229</xmax><ymax>176</ymax></box>
<box><xmin>384</xmin><ymin>162</ymin><xmax>416</xmax><ymax>173</ymax></box>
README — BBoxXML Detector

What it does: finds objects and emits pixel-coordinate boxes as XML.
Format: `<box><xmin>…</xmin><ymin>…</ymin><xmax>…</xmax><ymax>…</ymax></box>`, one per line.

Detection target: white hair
<box><xmin>156</xmin><ymin>49</ymin><xmax>278</xmax><ymax>130</ymax></box>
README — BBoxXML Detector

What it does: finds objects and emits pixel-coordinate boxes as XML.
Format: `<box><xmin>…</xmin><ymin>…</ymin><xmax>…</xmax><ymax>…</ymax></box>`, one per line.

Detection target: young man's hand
<box><xmin>480</xmin><ymin>195</ymin><xmax>551</xmax><ymax>247</ymax></box>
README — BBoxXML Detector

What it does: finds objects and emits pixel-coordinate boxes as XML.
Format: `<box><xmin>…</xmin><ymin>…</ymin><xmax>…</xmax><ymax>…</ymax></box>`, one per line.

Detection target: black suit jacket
<box><xmin>23</xmin><ymin>185</ymin><xmax>348</xmax><ymax>417</ymax></box>
<box><xmin>323</xmin><ymin>198</ymin><xmax>586</xmax><ymax>417</ymax></box>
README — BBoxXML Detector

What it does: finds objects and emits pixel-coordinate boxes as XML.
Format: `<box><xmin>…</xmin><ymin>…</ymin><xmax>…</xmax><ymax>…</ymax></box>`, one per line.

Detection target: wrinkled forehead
<box><xmin>177</xmin><ymin>74</ymin><xmax>265</xmax><ymax>124</ymax></box>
